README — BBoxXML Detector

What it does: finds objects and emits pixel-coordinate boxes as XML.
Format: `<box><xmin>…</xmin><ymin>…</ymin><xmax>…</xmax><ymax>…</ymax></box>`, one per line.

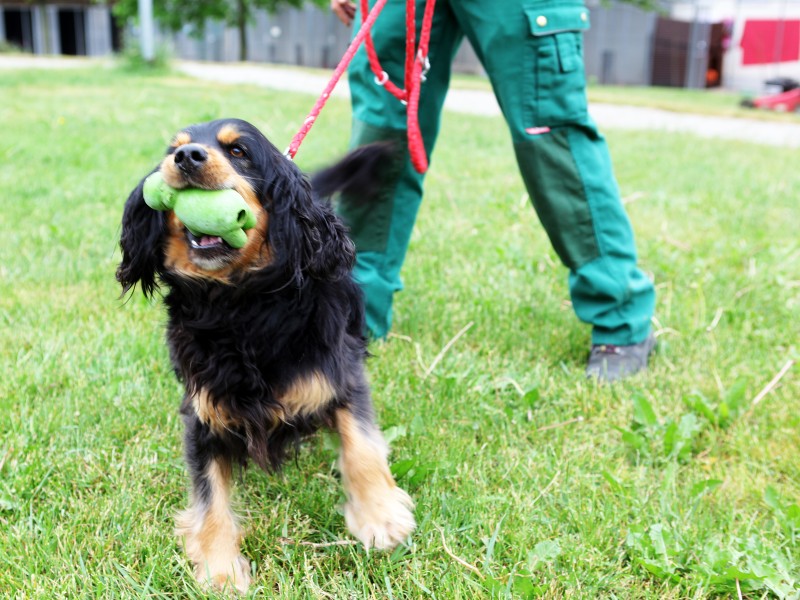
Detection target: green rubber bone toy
<box><xmin>142</xmin><ymin>171</ymin><xmax>257</xmax><ymax>249</ymax></box>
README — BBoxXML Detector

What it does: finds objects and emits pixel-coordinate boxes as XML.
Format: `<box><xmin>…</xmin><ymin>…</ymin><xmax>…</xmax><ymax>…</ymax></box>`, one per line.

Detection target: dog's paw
<box><xmin>194</xmin><ymin>555</ymin><xmax>252</xmax><ymax>595</ymax></box>
<box><xmin>345</xmin><ymin>485</ymin><xmax>416</xmax><ymax>550</ymax></box>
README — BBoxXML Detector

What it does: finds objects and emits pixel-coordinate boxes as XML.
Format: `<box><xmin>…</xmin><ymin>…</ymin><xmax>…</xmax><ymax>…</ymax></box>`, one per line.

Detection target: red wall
<box><xmin>740</xmin><ymin>19</ymin><xmax>800</xmax><ymax>65</ymax></box>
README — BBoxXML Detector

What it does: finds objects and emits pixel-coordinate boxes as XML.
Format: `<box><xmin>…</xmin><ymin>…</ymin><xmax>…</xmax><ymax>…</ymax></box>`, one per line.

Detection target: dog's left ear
<box><xmin>268</xmin><ymin>162</ymin><xmax>355</xmax><ymax>284</ymax></box>
<box><xmin>116</xmin><ymin>173</ymin><xmax>166</xmax><ymax>298</ymax></box>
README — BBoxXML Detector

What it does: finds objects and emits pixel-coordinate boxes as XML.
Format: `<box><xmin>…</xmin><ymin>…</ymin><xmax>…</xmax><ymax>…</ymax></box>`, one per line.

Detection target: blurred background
<box><xmin>1</xmin><ymin>0</ymin><xmax>800</xmax><ymax>94</ymax></box>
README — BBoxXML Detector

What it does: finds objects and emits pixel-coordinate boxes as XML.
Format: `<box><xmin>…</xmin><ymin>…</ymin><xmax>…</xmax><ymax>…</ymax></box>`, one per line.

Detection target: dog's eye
<box><xmin>229</xmin><ymin>145</ymin><xmax>246</xmax><ymax>158</ymax></box>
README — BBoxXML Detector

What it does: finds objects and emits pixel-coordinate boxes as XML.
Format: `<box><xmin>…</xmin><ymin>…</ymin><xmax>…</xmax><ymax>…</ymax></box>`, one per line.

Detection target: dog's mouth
<box><xmin>188</xmin><ymin>232</ymin><xmax>228</xmax><ymax>250</ymax></box>
<box><xmin>185</xmin><ymin>230</ymin><xmax>236</xmax><ymax>269</ymax></box>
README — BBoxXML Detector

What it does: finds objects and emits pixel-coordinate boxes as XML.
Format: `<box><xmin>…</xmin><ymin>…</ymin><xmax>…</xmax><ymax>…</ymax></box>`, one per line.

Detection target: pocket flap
<box><xmin>556</xmin><ymin>32</ymin><xmax>579</xmax><ymax>71</ymax></box>
<box><xmin>525</xmin><ymin>5</ymin><xmax>590</xmax><ymax>36</ymax></box>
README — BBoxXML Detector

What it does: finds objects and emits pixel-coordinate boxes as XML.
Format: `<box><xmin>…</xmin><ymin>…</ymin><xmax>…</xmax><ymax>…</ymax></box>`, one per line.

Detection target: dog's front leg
<box><xmin>175</xmin><ymin>414</ymin><xmax>251</xmax><ymax>593</ymax></box>
<box><xmin>335</xmin><ymin>405</ymin><xmax>416</xmax><ymax>550</ymax></box>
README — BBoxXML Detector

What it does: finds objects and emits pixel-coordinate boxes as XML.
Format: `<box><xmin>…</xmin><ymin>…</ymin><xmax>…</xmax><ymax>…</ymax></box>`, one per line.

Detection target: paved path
<box><xmin>3</xmin><ymin>55</ymin><xmax>800</xmax><ymax>148</ymax></box>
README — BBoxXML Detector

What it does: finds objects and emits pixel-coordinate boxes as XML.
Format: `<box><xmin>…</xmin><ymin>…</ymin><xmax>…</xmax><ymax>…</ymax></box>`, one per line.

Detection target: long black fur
<box><xmin>117</xmin><ymin>119</ymin><xmax>392</xmax><ymax>473</ymax></box>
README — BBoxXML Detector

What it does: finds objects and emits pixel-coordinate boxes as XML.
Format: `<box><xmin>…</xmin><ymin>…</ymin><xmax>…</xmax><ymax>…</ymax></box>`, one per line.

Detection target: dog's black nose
<box><xmin>174</xmin><ymin>144</ymin><xmax>208</xmax><ymax>173</ymax></box>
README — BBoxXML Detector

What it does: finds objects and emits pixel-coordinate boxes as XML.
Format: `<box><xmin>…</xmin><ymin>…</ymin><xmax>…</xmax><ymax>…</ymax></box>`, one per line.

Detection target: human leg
<box><xmin>452</xmin><ymin>1</ymin><xmax>655</xmax><ymax>355</ymax></box>
<box><xmin>339</xmin><ymin>0</ymin><xmax>463</xmax><ymax>338</ymax></box>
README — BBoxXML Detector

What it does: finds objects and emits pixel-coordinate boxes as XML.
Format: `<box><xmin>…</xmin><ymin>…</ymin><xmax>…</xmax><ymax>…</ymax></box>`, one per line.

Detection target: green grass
<box><xmin>0</xmin><ymin>66</ymin><xmax>798</xmax><ymax>599</ymax></box>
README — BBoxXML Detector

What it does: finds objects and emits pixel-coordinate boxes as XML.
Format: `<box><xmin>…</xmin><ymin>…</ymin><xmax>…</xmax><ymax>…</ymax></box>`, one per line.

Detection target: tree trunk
<box><xmin>237</xmin><ymin>0</ymin><xmax>247</xmax><ymax>61</ymax></box>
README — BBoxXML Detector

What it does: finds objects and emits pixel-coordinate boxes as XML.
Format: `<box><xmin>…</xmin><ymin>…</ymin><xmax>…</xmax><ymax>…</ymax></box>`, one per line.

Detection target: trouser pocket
<box><xmin>523</xmin><ymin>3</ymin><xmax>591</xmax><ymax>127</ymax></box>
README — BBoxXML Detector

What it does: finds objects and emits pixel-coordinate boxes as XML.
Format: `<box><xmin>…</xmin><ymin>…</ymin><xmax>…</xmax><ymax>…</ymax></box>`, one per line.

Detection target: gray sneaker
<box><xmin>586</xmin><ymin>333</ymin><xmax>656</xmax><ymax>383</ymax></box>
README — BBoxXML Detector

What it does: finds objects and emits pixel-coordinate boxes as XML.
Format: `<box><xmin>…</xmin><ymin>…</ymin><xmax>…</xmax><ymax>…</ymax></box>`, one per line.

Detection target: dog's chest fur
<box><xmin>162</xmin><ymin>274</ymin><xmax>361</xmax><ymax>470</ymax></box>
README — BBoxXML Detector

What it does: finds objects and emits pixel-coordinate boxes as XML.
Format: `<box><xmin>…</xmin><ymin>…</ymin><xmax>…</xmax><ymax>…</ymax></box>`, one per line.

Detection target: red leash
<box><xmin>285</xmin><ymin>0</ymin><xmax>389</xmax><ymax>162</ymax></box>
<box><xmin>362</xmin><ymin>0</ymin><xmax>436</xmax><ymax>173</ymax></box>
<box><xmin>286</xmin><ymin>0</ymin><xmax>436</xmax><ymax>174</ymax></box>
<box><xmin>406</xmin><ymin>0</ymin><xmax>437</xmax><ymax>173</ymax></box>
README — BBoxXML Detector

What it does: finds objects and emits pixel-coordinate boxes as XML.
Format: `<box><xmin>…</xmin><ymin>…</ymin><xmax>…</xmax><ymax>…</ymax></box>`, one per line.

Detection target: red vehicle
<box><xmin>742</xmin><ymin>77</ymin><xmax>800</xmax><ymax>113</ymax></box>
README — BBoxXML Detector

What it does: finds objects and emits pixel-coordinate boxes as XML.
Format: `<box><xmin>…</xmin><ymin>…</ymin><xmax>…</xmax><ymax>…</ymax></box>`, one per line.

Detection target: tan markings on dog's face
<box><xmin>278</xmin><ymin>372</ymin><xmax>337</xmax><ymax>420</ymax></box>
<box><xmin>160</xmin><ymin>146</ymin><xmax>238</xmax><ymax>191</ymax></box>
<box><xmin>171</xmin><ymin>131</ymin><xmax>192</xmax><ymax>148</ymax></box>
<box><xmin>191</xmin><ymin>388</ymin><xmax>238</xmax><ymax>435</ymax></box>
<box><xmin>161</xmin><ymin>155</ymin><xmax>272</xmax><ymax>283</ymax></box>
<box><xmin>217</xmin><ymin>124</ymin><xmax>241</xmax><ymax>147</ymax></box>
<box><xmin>175</xmin><ymin>458</ymin><xmax>251</xmax><ymax>593</ymax></box>
<box><xmin>163</xmin><ymin>208</ymin><xmax>271</xmax><ymax>283</ymax></box>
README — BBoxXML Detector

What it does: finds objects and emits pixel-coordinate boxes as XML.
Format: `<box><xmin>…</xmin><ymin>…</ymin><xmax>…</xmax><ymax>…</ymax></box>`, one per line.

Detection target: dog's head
<box><xmin>117</xmin><ymin>118</ymin><xmax>379</xmax><ymax>296</ymax></box>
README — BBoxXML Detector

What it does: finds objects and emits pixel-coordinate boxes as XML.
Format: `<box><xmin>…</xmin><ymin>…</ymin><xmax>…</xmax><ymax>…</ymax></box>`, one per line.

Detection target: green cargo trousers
<box><xmin>339</xmin><ymin>0</ymin><xmax>655</xmax><ymax>345</ymax></box>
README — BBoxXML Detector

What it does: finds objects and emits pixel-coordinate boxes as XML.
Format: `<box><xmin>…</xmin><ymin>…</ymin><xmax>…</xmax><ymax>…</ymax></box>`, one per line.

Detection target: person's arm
<box><xmin>332</xmin><ymin>0</ymin><xmax>356</xmax><ymax>26</ymax></box>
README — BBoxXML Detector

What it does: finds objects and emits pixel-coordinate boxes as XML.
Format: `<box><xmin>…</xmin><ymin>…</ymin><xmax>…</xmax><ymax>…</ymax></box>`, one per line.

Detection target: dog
<box><xmin>117</xmin><ymin>118</ymin><xmax>415</xmax><ymax>593</ymax></box>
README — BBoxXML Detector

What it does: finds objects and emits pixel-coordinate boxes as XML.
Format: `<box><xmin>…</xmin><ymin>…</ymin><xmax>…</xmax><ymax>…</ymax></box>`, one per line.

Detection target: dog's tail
<box><xmin>311</xmin><ymin>142</ymin><xmax>400</xmax><ymax>204</ymax></box>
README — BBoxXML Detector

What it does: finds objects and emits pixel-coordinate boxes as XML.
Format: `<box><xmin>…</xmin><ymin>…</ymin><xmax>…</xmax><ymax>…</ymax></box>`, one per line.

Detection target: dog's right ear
<box><xmin>116</xmin><ymin>174</ymin><xmax>166</xmax><ymax>298</ymax></box>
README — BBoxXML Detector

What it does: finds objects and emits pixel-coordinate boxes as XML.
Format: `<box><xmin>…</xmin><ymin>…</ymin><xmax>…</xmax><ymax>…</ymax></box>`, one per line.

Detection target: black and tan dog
<box><xmin>117</xmin><ymin>118</ymin><xmax>414</xmax><ymax>592</ymax></box>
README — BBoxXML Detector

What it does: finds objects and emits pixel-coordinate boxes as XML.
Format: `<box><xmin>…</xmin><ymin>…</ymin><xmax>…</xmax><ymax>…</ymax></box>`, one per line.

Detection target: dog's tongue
<box><xmin>199</xmin><ymin>235</ymin><xmax>223</xmax><ymax>247</ymax></box>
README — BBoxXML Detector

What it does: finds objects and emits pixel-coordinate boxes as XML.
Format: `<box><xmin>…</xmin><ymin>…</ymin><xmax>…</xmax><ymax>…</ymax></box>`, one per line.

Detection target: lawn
<box><xmin>0</xmin><ymin>65</ymin><xmax>798</xmax><ymax>599</ymax></box>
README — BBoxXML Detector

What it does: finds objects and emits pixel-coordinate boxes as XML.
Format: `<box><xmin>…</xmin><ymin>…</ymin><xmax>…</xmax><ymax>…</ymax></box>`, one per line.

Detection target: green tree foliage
<box><xmin>612</xmin><ymin>0</ymin><xmax>662</xmax><ymax>10</ymax></box>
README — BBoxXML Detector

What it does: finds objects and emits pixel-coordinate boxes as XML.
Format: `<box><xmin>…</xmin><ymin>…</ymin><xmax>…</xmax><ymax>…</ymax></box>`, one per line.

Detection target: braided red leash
<box><xmin>361</xmin><ymin>0</ymin><xmax>436</xmax><ymax>173</ymax></box>
<box><xmin>361</xmin><ymin>0</ymin><xmax>406</xmax><ymax>102</ymax></box>
<box><xmin>286</xmin><ymin>0</ymin><xmax>389</xmax><ymax>161</ymax></box>
<box><xmin>406</xmin><ymin>0</ymin><xmax>436</xmax><ymax>172</ymax></box>
<box><xmin>287</xmin><ymin>0</ymin><xmax>436</xmax><ymax>174</ymax></box>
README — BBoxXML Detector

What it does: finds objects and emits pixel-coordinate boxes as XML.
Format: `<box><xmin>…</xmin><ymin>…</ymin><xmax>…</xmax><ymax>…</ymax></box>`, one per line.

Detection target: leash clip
<box><xmin>374</xmin><ymin>70</ymin><xmax>389</xmax><ymax>86</ymax></box>
<box><xmin>418</xmin><ymin>51</ymin><xmax>431</xmax><ymax>82</ymax></box>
